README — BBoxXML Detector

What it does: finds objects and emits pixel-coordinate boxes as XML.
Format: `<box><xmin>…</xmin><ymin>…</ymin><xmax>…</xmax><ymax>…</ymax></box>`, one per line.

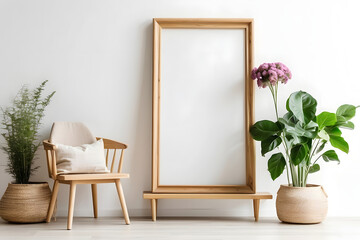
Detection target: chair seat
<box><xmin>56</xmin><ymin>173</ymin><xmax>130</xmax><ymax>181</ymax></box>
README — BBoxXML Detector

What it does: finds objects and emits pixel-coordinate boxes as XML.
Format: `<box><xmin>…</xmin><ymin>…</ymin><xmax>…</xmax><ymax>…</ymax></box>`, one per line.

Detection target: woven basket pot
<box><xmin>0</xmin><ymin>182</ymin><xmax>51</xmax><ymax>223</ymax></box>
<box><xmin>276</xmin><ymin>184</ymin><xmax>328</xmax><ymax>224</ymax></box>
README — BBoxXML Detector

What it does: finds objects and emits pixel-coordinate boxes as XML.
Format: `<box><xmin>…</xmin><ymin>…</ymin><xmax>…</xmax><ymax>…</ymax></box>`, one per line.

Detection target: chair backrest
<box><xmin>44</xmin><ymin>122</ymin><xmax>128</xmax><ymax>179</ymax></box>
<box><xmin>96</xmin><ymin>137</ymin><xmax>127</xmax><ymax>174</ymax></box>
<box><xmin>49</xmin><ymin>122</ymin><xmax>96</xmax><ymax>146</ymax></box>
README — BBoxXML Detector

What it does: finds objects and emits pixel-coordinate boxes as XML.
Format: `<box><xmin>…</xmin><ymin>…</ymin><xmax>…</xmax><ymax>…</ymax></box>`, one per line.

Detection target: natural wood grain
<box><xmin>96</xmin><ymin>137</ymin><xmax>127</xmax><ymax>149</ymax></box>
<box><xmin>43</xmin><ymin>140</ymin><xmax>56</xmax><ymax>150</ymax></box>
<box><xmin>43</xmin><ymin>135</ymin><xmax>131</xmax><ymax>230</ymax></box>
<box><xmin>60</xmin><ymin>179</ymin><xmax>128</xmax><ymax>185</ymax></box>
<box><xmin>51</xmin><ymin>150</ymin><xmax>57</xmax><ymax>180</ymax></box>
<box><xmin>151</xmin><ymin>199</ymin><xmax>157</xmax><ymax>221</ymax></box>
<box><xmin>152</xmin><ymin>185</ymin><xmax>254</xmax><ymax>194</ymax></box>
<box><xmin>245</xmin><ymin>21</ymin><xmax>256</xmax><ymax>193</ymax></box>
<box><xmin>151</xmin><ymin>18</ymin><xmax>255</xmax><ymax>194</ymax></box>
<box><xmin>46</xmin><ymin>180</ymin><xmax>59</xmax><ymax>223</ymax></box>
<box><xmin>56</xmin><ymin>173</ymin><xmax>129</xmax><ymax>181</ymax></box>
<box><xmin>143</xmin><ymin>192</ymin><xmax>272</xmax><ymax>200</ymax></box>
<box><xmin>45</xmin><ymin>150</ymin><xmax>52</xmax><ymax>178</ymax></box>
<box><xmin>154</xmin><ymin>18</ymin><xmax>254</xmax><ymax>29</ymax></box>
<box><xmin>144</xmin><ymin>191</ymin><xmax>271</xmax><ymax>222</ymax></box>
<box><xmin>106</xmin><ymin>149</ymin><xmax>109</xmax><ymax>166</ymax></box>
<box><xmin>152</xmin><ymin>18</ymin><xmax>160</xmax><ymax>192</ymax></box>
<box><xmin>91</xmin><ymin>184</ymin><xmax>98</xmax><ymax>218</ymax></box>
<box><xmin>67</xmin><ymin>183</ymin><xmax>76</xmax><ymax>230</ymax></box>
<box><xmin>115</xmin><ymin>180</ymin><xmax>130</xmax><ymax>225</ymax></box>
<box><xmin>110</xmin><ymin>149</ymin><xmax>117</xmax><ymax>173</ymax></box>
<box><xmin>118</xmin><ymin>150</ymin><xmax>124</xmax><ymax>173</ymax></box>
<box><xmin>253</xmin><ymin>199</ymin><xmax>260</xmax><ymax>222</ymax></box>
<box><xmin>43</xmin><ymin>140</ymin><xmax>57</xmax><ymax>179</ymax></box>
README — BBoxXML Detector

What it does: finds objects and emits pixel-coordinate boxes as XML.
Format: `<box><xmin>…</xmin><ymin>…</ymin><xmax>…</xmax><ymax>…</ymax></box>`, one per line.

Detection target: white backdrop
<box><xmin>0</xmin><ymin>0</ymin><xmax>360</xmax><ymax>218</ymax></box>
<box><xmin>159</xmin><ymin>29</ymin><xmax>246</xmax><ymax>186</ymax></box>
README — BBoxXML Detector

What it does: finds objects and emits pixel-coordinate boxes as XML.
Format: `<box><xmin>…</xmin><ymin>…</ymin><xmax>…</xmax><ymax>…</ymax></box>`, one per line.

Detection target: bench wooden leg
<box><xmin>253</xmin><ymin>199</ymin><xmax>260</xmax><ymax>222</ymax></box>
<box><xmin>151</xmin><ymin>199</ymin><xmax>157</xmax><ymax>221</ymax></box>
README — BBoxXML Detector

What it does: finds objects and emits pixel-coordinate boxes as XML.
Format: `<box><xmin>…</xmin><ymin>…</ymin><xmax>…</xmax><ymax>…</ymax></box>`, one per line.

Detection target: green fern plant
<box><xmin>1</xmin><ymin>80</ymin><xmax>55</xmax><ymax>184</ymax></box>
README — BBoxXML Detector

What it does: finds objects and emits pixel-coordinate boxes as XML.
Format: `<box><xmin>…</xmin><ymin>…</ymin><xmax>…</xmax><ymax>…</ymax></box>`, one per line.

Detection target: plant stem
<box><xmin>298</xmin><ymin>166</ymin><xmax>301</xmax><ymax>187</ymax></box>
<box><xmin>309</xmin><ymin>139</ymin><xmax>321</xmax><ymax>162</ymax></box>
<box><xmin>304</xmin><ymin>139</ymin><xmax>322</xmax><ymax>180</ymax></box>
<box><xmin>305</xmin><ymin>151</ymin><xmax>322</xmax><ymax>177</ymax></box>
<box><xmin>290</xmin><ymin>163</ymin><xmax>297</xmax><ymax>186</ymax></box>
<box><xmin>269</xmin><ymin>84</ymin><xmax>291</xmax><ymax>185</ymax></box>
<box><xmin>269</xmin><ymin>84</ymin><xmax>279</xmax><ymax>119</ymax></box>
<box><xmin>284</xmin><ymin>157</ymin><xmax>291</xmax><ymax>186</ymax></box>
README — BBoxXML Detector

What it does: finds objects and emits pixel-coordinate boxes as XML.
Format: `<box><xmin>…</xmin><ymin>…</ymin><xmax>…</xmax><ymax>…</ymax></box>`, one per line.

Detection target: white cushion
<box><xmin>50</xmin><ymin>122</ymin><xmax>96</xmax><ymax>147</ymax></box>
<box><xmin>55</xmin><ymin>139</ymin><xmax>109</xmax><ymax>174</ymax></box>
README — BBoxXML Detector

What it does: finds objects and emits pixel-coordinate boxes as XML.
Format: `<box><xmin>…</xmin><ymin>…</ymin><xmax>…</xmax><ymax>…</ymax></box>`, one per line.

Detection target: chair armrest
<box><xmin>43</xmin><ymin>140</ymin><xmax>58</xmax><ymax>179</ymax></box>
<box><xmin>43</xmin><ymin>140</ymin><xmax>56</xmax><ymax>150</ymax></box>
<box><xmin>96</xmin><ymin>137</ymin><xmax>128</xmax><ymax>149</ymax></box>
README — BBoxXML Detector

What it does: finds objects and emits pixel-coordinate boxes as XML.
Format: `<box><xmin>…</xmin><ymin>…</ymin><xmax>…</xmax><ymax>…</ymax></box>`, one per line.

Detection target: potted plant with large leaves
<box><xmin>0</xmin><ymin>80</ymin><xmax>55</xmax><ymax>223</ymax></box>
<box><xmin>250</xmin><ymin>63</ymin><xmax>357</xmax><ymax>223</ymax></box>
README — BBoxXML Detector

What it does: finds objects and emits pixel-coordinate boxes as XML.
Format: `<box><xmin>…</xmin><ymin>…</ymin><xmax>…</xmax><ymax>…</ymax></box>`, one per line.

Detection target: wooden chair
<box><xmin>43</xmin><ymin>122</ymin><xmax>130</xmax><ymax>230</ymax></box>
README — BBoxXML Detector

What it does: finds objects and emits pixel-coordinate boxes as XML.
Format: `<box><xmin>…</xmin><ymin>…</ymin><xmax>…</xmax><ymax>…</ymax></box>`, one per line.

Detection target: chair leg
<box><xmin>67</xmin><ymin>182</ymin><xmax>77</xmax><ymax>230</ymax></box>
<box><xmin>91</xmin><ymin>184</ymin><xmax>98</xmax><ymax>218</ymax></box>
<box><xmin>46</xmin><ymin>180</ymin><xmax>59</xmax><ymax>223</ymax></box>
<box><xmin>115</xmin><ymin>179</ymin><xmax>130</xmax><ymax>225</ymax></box>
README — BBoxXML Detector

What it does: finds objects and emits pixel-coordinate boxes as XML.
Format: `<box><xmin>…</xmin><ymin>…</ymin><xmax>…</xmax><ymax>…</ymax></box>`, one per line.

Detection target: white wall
<box><xmin>0</xmin><ymin>0</ymin><xmax>360</xmax><ymax>218</ymax></box>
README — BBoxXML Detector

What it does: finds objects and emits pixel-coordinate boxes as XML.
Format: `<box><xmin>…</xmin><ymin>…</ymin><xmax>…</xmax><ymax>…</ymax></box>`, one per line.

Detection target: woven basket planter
<box><xmin>276</xmin><ymin>184</ymin><xmax>328</xmax><ymax>224</ymax></box>
<box><xmin>0</xmin><ymin>182</ymin><xmax>52</xmax><ymax>223</ymax></box>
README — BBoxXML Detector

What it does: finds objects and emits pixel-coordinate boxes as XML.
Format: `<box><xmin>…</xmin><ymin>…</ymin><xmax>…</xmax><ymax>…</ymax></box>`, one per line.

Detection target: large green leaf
<box><xmin>336</xmin><ymin>104</ymin><xmax>356</xmax><ymax>121</ymax></box>
<box><xmin>290</xmin><ymin>135</ymin><xmax>309</xmax><ymax>145</ymax></box>
<box><xmin>284</xmin><ymin>121</ymin><xmax>318</xmax><ymax>139</ymax></box>
<box><xmin>329</xmin><ymin>135</ymin><xmax>349</xmax><ymax>153</ymax></box>
<box><xmin>336</xmin><ymin>120</ymin><xmax>355</xmax><ymax>130</ymax></box>
<box><xmin>286</xmin><ymin>91</ymin><xmax>317</xmax><ymax>124</ymax></box>
<box><xmin>267</xmin><ymin>153</ymin><xmax>286</xmax><ymax>180</ymax></box>
<box><xmin>316</xmin><ymin>141</ymin><xmax>326</xmax><ymax>154</ymax></box>
<box><xmin>250</xmin><ymin>120</ymin><xmax>283</xmax><ymax>141</ymax></box>
<box><xmin>283</xmin><ymin>111</ymin><xmax>298</xmax><ymax>124</ymax></box>
<box><xmin>326</xmin><ymin>126</ymin><xmax>342</xmax><ymax>136</ymax></box>
<box><xmin>261</xmin><ymin>135</ymin><xmax>282</xmax><ymax>156</ymax></box>
<box><xmin>278</xmin><ymin>112</ymin><xmax>299</xmax><ymax>137</ymax></box>
<box><xmin>298</xmin><ymin>121</ymin><xmax>318</xmax><ymax>138</ymax></box>
<box><xmin>290</xmin><ymin>143</ymin><xmax>309</xmax><ymax>165</ymax></box>
<box><xmin>278</xmin><ymin>118</ymin><xmax>295</xmax><ymax>131</ymax></box>
<box><xmin>309</xmin><ymin>164</ymin><xmax>320</xmax><ymax>173</ymax></box>
<box><xmin>322</xmin><ymin>150</ymin><xmax>340</xmax><ymax>163</ymax></box>
<box><xmin>283</xmin><ymin>134</ymin><xmax>295</xmax><ymax>150</ymax></box>
<box><xmin>316</xmin><ymin>111</ymin><xmax>337</xmax><ymax>129</ymax></box>
<box><xmin>318</xmin><ymin>129</ymin><xmax>329</xmax><ymax>141</ymax></box>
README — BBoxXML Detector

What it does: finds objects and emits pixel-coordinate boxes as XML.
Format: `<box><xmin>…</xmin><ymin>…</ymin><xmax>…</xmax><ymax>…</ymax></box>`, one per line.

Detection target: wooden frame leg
<box><xmin>91</xmin><ymin>184</ymin><xmax>98</xmax><ymax>218</ymax></box>
<box><xmin>46</xmin><ymin>180</ymin><xmax>59</xmax><ymax>223</ymax></box>
<box><xmin>253</xmin><ymin>199</ymin><xmax>260</xmax><ymax>222</ymax></box>
<box><xmin>115</xmin><ymin>180</ymin><xmax>130</xmax><ymax>225</ymax></box>
<box><xmin>67</xmin><ymin>182</ymin><xmax>77</xmax><ymax>230</ymax></box>
<box><xmin>151</xmin><ymin>199</ymin><xmax>157</xmax><ymax>221</ymax></box>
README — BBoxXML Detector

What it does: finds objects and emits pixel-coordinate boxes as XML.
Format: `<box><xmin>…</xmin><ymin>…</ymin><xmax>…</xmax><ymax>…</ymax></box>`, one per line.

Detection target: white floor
<box><xmin>0</xmin><ymin>217</ymin><xmax>359</xmax><ymax>240</ymax></box>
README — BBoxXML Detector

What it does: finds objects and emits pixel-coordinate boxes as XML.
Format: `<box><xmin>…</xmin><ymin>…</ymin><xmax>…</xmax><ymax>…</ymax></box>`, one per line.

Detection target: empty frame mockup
<box><xmin>152</xmin><ymin>19</ymin><xmax>255</xmax><ymax>194</ymax></box>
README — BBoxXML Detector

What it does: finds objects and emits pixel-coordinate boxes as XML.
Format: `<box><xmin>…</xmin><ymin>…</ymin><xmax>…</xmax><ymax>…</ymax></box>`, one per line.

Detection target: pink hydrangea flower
<box><xmin>251</xmin><ymin>62</ymin><xmax>292</xmax><ymax>88</ymax></box>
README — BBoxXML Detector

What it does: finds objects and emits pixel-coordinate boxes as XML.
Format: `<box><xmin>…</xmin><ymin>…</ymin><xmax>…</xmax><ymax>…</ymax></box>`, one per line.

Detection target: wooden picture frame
<box><xmin>152</xmin><ymin>18</ymin><xmax>255</xmax><ymax>194</ymax></box>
